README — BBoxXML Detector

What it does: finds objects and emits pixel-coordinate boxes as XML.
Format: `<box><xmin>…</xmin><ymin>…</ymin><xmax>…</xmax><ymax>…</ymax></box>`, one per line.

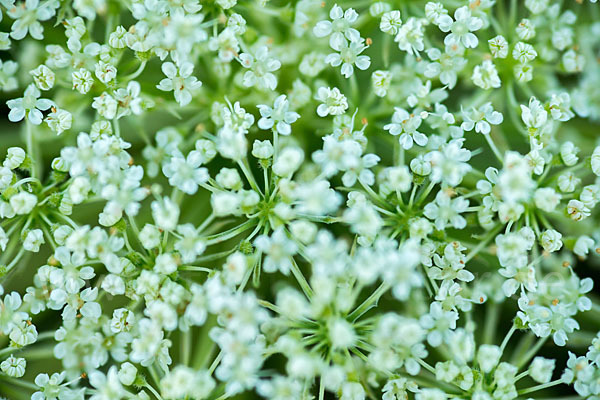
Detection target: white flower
<box><xmin>334</xmin><ymin>381</ymin><xmax>364</xmax><ymax>400</ymax></box>
<box><xmin>252</xmin><ymin>140</ymin><xmax>274</xmax><ymax>159</ymax></box>
<box><xmin>273</xmin><ymin>146</ymin><xmax>304</xmax><ymax>177</ymax></box>
<box><xmin>118</xmin><ymin>362</ymin><xmax>137</xmax><ymax>386</ymax></box>
<box><xmin>534</xmin><ymin>188</ymin><xmax>561</xmax><ymax>212</ymax></box>
<box><xmin>592</xmin><ymin>146</ymin><xmax>600</xmax><ymax>176</ymax></box>
<box><xmin>380</xmin><ymin>10</ymin><xmax>402</xmax><ymax>35</ymax></box>
<box><xmin>30</xmin><ymin>64</ymin><xmax>55</xmax><ymax>90</ymax></box>
<box><xmin>154</xmin><ymin>253</ymin><xmax>178</xmax><ymax>275</ymax></box>
<box><xmin>162</xmin><ymin>150</ymin><xmax>209</xmax><ymax>195</ymax></box>
<box><xmin>567</xmin><ymin>200</ymin><xmax>590</xmax><ymax>221</ymax></box>
<box><xmin>384</xmin><ymin>107</ymin><xmax>427</xmax><ymax>150</ymax></box>
<box><xmin>175</xmin><ymin>224</ymin><xmax>205</xmax><ymax>263</ymax></box>
<box><xmin>560</xmin><ymin>141</ymin><xmax>579</xmax><ymax>166</ymax></box>
<box><xmin>157</xmin><ymin>61</ymin><xmax>202</xmax><ymax>107</ymax></box>
<box><xmin>488</xmin><ymin>35</ymin><xmax>509</xmax><ymax>58</ymax></box>
<box><xmin>372</xmin><ymin>70</ymin><xmax>393</xmax><ymax>97</ymax></box>
<box><xmin>114</xmin><ymin>81</ymin><xmax>145</xmax><ymax>118</ymax></box>
<box><xmin>461</xmin><ymin>102</ymin><xmax>503</xmax><ymax>134</ymax></box>
<box><xmin>4</xmin><ymin>147</ymin><xmax>26</xmax><ymax>169</ymax></box>
<box><xmin>426</xmin><ymin>139</ymin><xmax>472</xmax><ymax>186</ymax></box>
<box><xmin>7</xmin><ymin>84</ymin><xmax>53</xmax><ymax>124</ymax></box>
<box><xmin>516</xmin><ymin>19</ymin><xmax>536</xmax><ymax>40</ymax></box>
<box><xmin>10</xmin><ymin>191</ymin><xmax>37</xmax><ymax>214</ymax></box>
<box><xmin>395</xmin><ymin>17</ymin><xmax>424</xmax><ymax>55</ymax></box>
<box><xmin>23</xmin><ymin>229</ymin><xmax>44</xmax><ymax>252</ymax></box>
<box><xmin>8</xmin><ymin>0</ymin><xmax>58</xmax><ymax>40</ymax></box>
<box><xmin>540</xmin><ymin>229</ymin><xmax>563</xmax><ymax>253</ymax></box>
<box><xmin>512</xmin><ymin>42</ymin><xmax>537</xmax><ymax>64</ymax></box>
<box><xmin>0</xmin><ymin>355</ymin><xmax>26</xmax><ymax>377</ymax></box>
<box><xmin>549</xmin><ymin>92</ymin><xmax>574</xmax><ymax>121</ymax></box>
<box><xmin>45</xmin><ymin>107</ymin><xmax>72</xmax><ymax>135</ymax></box>
<box><xmin>521</xmin><ymin>97</ymin><xmax>548</xmax><ymax>129</ymax></box>
<box><xmin>423</xmin><ymin>48</ymin><xmax>467</xmax><ymax>89</ymax></box>
<box><xmin>151</xmin><ymin>197</ymin><xmax>180</xmax><ymax>231</ymax></box>
<box><xmin>316</xmin><ymin>87</ymin><xmax>348</xmax><ymax>117</ymax></box>
<box><xmin>477</xmin><ymin>345</ymin><xmax>501</xmax><ymax>373</ymax></box>
<box><xmin>89</xmin><ymin>367</ymin><xmax>127</xmax><ymax>400</ymax></box>
<box><xmin>313</xmin><ymin>4</ymin><xmax>361</xmax><ymax>49</ymax></box>
<box><xmin>255</xmin><ymin>229</ymin><xmax>298</xmax><ymax>275</ymax></box>
<box><xmin>257</xmin><ymin>95</ymin><xmax>300</xmax><ymax>135</ymax></box>
<box><xmin>72</xmin><ymin>68</ymin><xmax>94</xmax><ymax>94</ymax></box>
<box><xmin>95</xmin><ymin>61</ymin><xmax>117</xmax><ymax>84</ymax></box>
<box><xmin>424</xmin><ymin>191</ymin><xmax>469</xmax><ymax>230</ymax></box>
<box><xmin>472</xmin><ymin>60</ymin><xmax>501</xmax><ymax>90</ymax></box>
<box><xmin>529</xmin><ymin>357</ymin><xmax>555</xmax><ymax>383</ymax></box>
<box><xmin>239</xmin><ymin>46</ymin><xmax>281</xmax><ymax>91</ymax></box>
<box><xmin>437</xmin><ymin>6</ymin><xmax>483</xmax><ymax>49</ymax></box>
<box><xmin>325</xmin><ymin>39</ymin><xmax>371</xmax><ymax>78</ymax></box>
<box><xmin>92</xmin><ymin>92</ymin><xmax>118</xmax><ymax>120</ymax></box>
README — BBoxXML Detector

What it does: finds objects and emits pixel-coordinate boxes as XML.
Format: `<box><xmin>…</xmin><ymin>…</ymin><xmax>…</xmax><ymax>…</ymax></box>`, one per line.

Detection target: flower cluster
<box><xmin>1</xmin><ymin>0</ymin><xmax>600</xmax><ymax>399</ymax></box>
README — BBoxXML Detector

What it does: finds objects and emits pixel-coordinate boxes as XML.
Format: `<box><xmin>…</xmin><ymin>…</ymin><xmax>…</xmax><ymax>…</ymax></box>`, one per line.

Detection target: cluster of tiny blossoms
<box><xmin>1</xmin><ymin>0</ymin><xmax>600</xmax><ymax>399</ymax></box>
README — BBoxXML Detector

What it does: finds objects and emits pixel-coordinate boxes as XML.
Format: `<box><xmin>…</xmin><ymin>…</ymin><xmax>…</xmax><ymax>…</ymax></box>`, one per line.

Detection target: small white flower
<box><xmin>592</xmin><ymin>146</ymin><xmax>600</xmax><ymax>176</ymax></box>
<box><xmin>45</xmin><ymin>107</ymin><xmax>72</xmax><ymax>135</ymax></box>
<box><xmin>325</xmin><ymin>39</ymin><xmax>371</xmax><ymax>78</ymax></box>
<box><xmin>574</xmin><ymin>236</ymin><xmax>595</xmax><ymax>257</ymax></box>
<box><xmin>384</xmin><ymin>107</ymin><xmax>427</xmax><ymax>149</ymax></box>
<box><xmin>257</xmin><ymin>95</ymin><xmax>300</xmax><ymax>135</ymax></box>
<box><xmin>372</xmin><ymin>70</ymin><xmax>393</xmax><ymax>97</ymax></box>
<box><xmin>72</xmin><ymin>68</ymin><xmax>94</xmax><ymax>94</ymax></box>
<box><xmin>540</xmin><ymin>229</ymin><xmax>562</xmax><ymax>253</ymax></box>
<box><xmin>92</xmin><ymin>92</ymin><xmax>118</xmax><ymax>120</ymax></box>
<box><xmin>7</xmin><ymin>84</ymin><xmax>53</xmax><ymax>124</ymax></box>
<box><xmin>30</xmin><ymin>64</ymin><xmax>55</xmax><ymax>90</ymax></box>
<box><xmin>162</xmin><ymin>150</ymin><xmax>209</xmax><ymax>195</ymax></box>
<box><xmin>118</xmin><ymin>362</ymin><xmax>137</xmax><ymax>386</ymax></box>
<box><xmin>560</xmin><ymin>141</ymin><xmax>579</xmax><ymax>166</ymax></box>
<box><xmin>529</xmin><ymin>357</ymin><xmax>555</xmax><ymax>383</ymax></box>
<box><xmin>4</xmin><ymin>147</ymin><xmax>26</xmax><ymax>169</ymax></box>
<box><xmin>567</xmin><ymin>199</ymin><xmax>590</xmax><ymax>221</ymax></box>
<box><xmin>157</xmin><ymin>61</ymin><xmax>202</xmax><ymax>107</ymax></box>
<box><xmin>252</xmin><ymin>140</ymin><xmax>274</xmax><ymax>159</ymax></box>
<box><xmin>313</xmin><ymin>4</ymin><xmax>361</xmax><ymax>49</ymax></box>
<box><xmin>380</xmin><ymin>10</ymin><xmax>402</xmax><ymax>35</ymax></box>
<box><xmin>395</xmin><ymin>17</ymin><xmax>424</xmax><ymax>55</ymax></box>
<box><xmin>0</xmin><ymin>355</ymin><xmax>26</xmax><ymax>377</ymax></box>
<box><xmin>461</xmin><ymin>102</ymin><xmax>503</xmax><ymax>134</ymax></box>
<box><xmin>424</xmin><ymin>191</ymin><xmax>469</xmax><ymax>230</ymax></box>
<box><xmin>23</xmin><ymin>229</ymin><xmax>44</xmax><ymax>252</ymax></box>
<box><xmin>151</xmin><ymin>197</ymin><xmax>180</xmax><ymax>231</ymax></box>
<box><xmin>512</xmin><ymin>42</ymin><xmax>537</xmax><ymax>64</ymax></box>
<box><xmin>437</xmin><ymin>6</ymin><xmax>483</xmax><ymax>48</ymax></box>
<box><xmin>94</xmin><ymin>61</ymin><xmax>117</xmax><ymax>84</ymax></box>
<box><xmin>472</xmin><ymin>60</ymin><xmax>501</xmax><ymax>90</ymax></box>
<box><xmin>316</xmin><ymin>87</ymin><xmax>348</xmax><ymax>117</ymax></box>
<box><xmin>10</xmin><ymin>191</ymin><xmax>37</xmax><ymax>214</ymax></box>
<box><xmin>488</xmin><ymin>35</ymin><xmax>509</xmax><ymax>58</ymax></box>
<box><xmin>255</xmin><ymin>228</ymin><xmax>298</xmax><ymax>275</ymax></box>
<box><xmin>521</xmin><ymin>97</ymin><xmax>548</xmax><ymax>129</ymax></box>
<box><xmin>154</xmin><ymin>253</ymin><xmax>178</xmax><ymax>275</ymax></box>
<box><xmin>239</xmin><ymin>46</ymin><xmax>281</xmax><ymax>91</ymax></box>
<box><xmin>273</xmin><ymin>146</ymin><xmax>304</xmax><ymax>177</ymax></box>
<box><xmin>477</xmin><ymin>345</ymin><xmax>501</xmax><ymax>373</ymax></box>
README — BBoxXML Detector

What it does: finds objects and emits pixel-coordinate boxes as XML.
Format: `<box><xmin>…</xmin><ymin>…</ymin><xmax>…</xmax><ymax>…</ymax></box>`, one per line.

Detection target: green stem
<box><xmin>347</xmin><ymin>282</ymin><xmax>390</xmax><ymax>322</ymax></box>
<box><xmin>499</xmin><ymin>325</ymin><xmax>517</xmax><ymax>355</ymax></box>
<box><xmin>518</xmin><ymin>379</ymin><xmax>564</xmax><ymax>395</ymax></box>
<box><xmin>290</xmin><ymin>258</ymin><xmax>313</xmax><ymax>300</ymax></box>
<box><xmin>516</xmin><ymin>336</ymin><xmax>548</xmax><ymax>369</ymax></box>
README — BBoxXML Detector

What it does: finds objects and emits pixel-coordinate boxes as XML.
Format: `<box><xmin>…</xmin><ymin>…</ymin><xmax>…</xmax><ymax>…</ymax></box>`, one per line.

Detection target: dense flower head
<box><xmin>0</xmin><ymin>0</ymin><xmax>600</xmax><ymax>399</ymax></box>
